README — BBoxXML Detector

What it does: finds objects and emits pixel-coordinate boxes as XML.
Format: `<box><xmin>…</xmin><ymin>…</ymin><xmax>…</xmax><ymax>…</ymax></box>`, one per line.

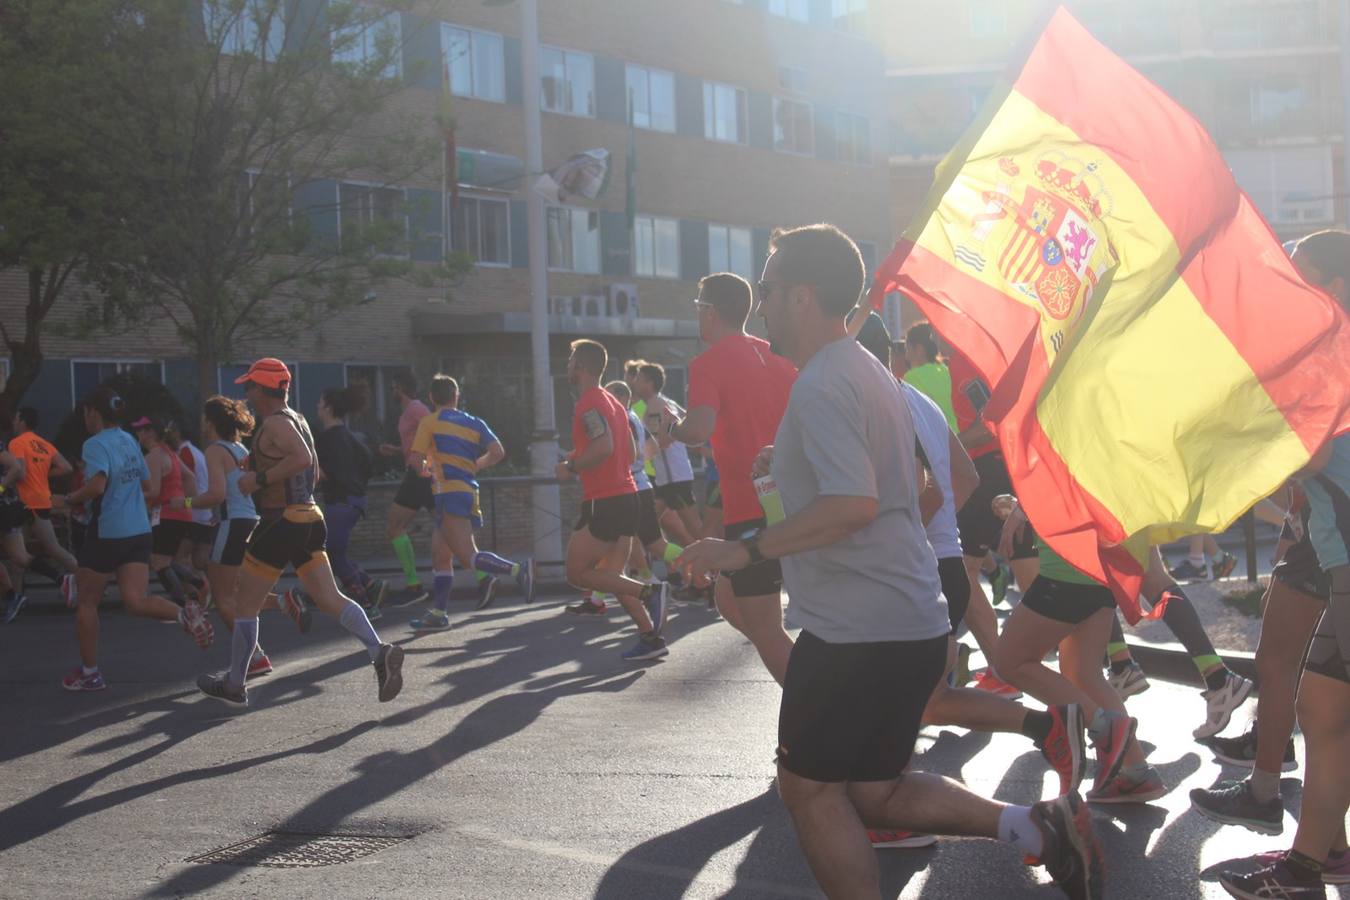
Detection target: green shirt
<box><xmin>630</xmin><ymin>398</ymin><xmax>656</xmax><ymax>478</ymax></box>
<box><xmin>903</xmin><ymin>362</ymin><xmax>957</xmax><ymax>430</ymax></box>
<box><xmin>1037</xmin><ymin>542</ymin><xmax>1101</xmax><ymax>586</ymax></box>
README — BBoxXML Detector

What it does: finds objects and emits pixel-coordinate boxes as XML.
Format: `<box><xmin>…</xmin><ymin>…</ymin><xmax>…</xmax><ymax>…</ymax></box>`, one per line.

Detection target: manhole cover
<box><xmin>187</xmin><ymin>832</ymin><xmax>409</xmax><ymax>868</ymax></box>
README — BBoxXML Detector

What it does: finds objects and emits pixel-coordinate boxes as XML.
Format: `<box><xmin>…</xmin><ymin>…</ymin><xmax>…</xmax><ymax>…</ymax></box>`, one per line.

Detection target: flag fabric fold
<box><xmin>870</xmin><ymin>6</ymin><xmax>1350</xmax><ymax>621</ymax></box>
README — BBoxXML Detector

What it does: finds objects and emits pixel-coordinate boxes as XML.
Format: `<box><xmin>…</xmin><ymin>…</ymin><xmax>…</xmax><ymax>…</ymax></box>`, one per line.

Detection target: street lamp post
<box><xmin>519</xmin><ymin>0</ymin><xmax>563</xmax><ymax>569</ymax></box>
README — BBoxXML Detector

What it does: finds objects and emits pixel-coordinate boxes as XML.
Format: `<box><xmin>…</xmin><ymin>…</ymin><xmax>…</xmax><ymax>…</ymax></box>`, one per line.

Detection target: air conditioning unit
<box><xmin>580</xmin><ymin>293</ymin><xmax>606</xmax><ymax>317</ymax></box>
<box><xmin>606</xmin><ymin>283</ymin><xmax>640</xmax><ymax>319</ymax></box>
<box><xmin>549</xmin><ymin>296</ymin><xmax>575</xmax><ymax>316</ymax></box>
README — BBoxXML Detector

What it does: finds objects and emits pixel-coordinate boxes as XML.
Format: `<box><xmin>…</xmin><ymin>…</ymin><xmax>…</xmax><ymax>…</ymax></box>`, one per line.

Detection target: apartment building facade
<box><xmin>0</xmin><ymin>0</ymin><xmax>892</xmax><ymax>462</ymax></box>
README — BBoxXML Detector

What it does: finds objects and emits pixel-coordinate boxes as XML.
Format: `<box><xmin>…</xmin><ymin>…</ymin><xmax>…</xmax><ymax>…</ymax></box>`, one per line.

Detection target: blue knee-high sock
<box><xmin>473</xmin><ymin>551</ymin><xmax>517</xmax><ymax>577</ymax></box>
<box><xmin>228</xmin><ymin>618</ymin><xmax>259</xmax><ymax>688</ymax></box>
<box><xmin>338</xmin><ymin>600</ymin><xmax>382</xmax><ymax>661</ymax></box>
<box><xmin>433</xmin><ymin>570</ymin><xmax>454</xmax><ymax>611</ymax></box>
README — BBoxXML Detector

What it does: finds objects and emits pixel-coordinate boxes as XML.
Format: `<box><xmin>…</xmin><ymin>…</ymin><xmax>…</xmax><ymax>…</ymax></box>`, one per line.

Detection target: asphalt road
<box><xmin>1</xmin><ymin>584</ymin><xmax>1346</xmax><ymax>900</ymax></box>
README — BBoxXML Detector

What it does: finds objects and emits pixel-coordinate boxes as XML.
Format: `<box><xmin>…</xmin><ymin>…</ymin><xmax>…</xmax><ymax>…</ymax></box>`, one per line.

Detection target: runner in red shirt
<box><xmin>556</xmin><ymin>339</ymin><xmax>671</xmax><ymax>662</ymax></box>
<box><xmin>664</xmin><ymin>272</ymin><xmax>797</xmax><ymax>684</ymax></box>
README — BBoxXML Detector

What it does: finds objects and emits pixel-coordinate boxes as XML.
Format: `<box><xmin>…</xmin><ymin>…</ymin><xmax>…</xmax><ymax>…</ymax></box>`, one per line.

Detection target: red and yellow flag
<box><xmin>871</xmin><ymin>7</ymin><xmax>1350</xmax><ymax>621</ymax></box>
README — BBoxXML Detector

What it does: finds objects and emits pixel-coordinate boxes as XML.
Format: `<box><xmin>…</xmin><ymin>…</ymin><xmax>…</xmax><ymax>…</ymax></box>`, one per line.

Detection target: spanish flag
<box><xmin>871</xmin><ymin>7</ymin><xmax>1350</xmax><ymax>622</ymax></box>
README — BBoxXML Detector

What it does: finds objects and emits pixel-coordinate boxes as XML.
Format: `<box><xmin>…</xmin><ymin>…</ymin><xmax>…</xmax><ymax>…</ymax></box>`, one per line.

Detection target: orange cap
<box><xmin>235</xmin><ymin>358</ymin><xmax>292</xmax><ymax>389</ymax></box>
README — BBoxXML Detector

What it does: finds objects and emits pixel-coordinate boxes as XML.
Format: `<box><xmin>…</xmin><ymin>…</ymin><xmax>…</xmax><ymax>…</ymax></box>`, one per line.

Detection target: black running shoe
<box><xmin>374</xmin><ymin>643</ymin><xmax>404</xmax><ymax>702</ymax></box>
<box><xmin>475</xmin><ymin>575</ymin><xmax>500</xmax><ymax>611</ymax></box>
<box><xmin>197</xmin><ymin>672</ymin><xmax>247</xmax><ymax>707</ymax></box>
<box><xmin>1030</xmin><ymin>792</ymin><xmax>1103</xmax><ymax>900</ymax></box>
<box><xmin>1202</xmin><ymin>726</ymin><xmax>1298</xmax><ymax>772</ymax></box>
<box><xmin>1189</xmin><ymin>779</ymin><xmax>1284</xmax><ymax>835</ymax></box>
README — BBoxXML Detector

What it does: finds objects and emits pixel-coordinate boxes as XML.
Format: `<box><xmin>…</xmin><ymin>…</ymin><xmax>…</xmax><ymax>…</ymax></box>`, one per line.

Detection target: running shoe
<box><xmin>566</xmin><ymin>597</ymin><xmax>607</xmax><ymax>616</ymax></box>
<box><xmin>475</xmin><ymin>575</ymin><xmax>500</xmax><ymax>611</ymax></box>
<box><xmin>385</xmin><ymin>584</ymin><xmax>428</xmax><ymax>607</ymax></box>
<box><xmin>1168</xmin><ymin>559</ymin><xmax>1209</xmax><ymax>581</ymax></box>
<box><xmin>517</xmin><ymin>558</ymin><xmax>536</xmax><ymax>603</ymax></box>
<box><xmin>1107</xmin><ymin>662</ymin><xmax>1150</xmax><ymax>698</ymax></box>
<box><xmin>192</xmin><ymin>579</ymin><xmax>213</xmax><ymax>611</ymax></box>
<box><xmin>1189</xmin><ymin>779</ymin><xmax>1284</xmax><ymax>835</ymax></box>
<box><xmin>247</xmin><ymin>650</ymin><xmax>273</xmax><ymax>679</ymax></box>
<box><xmin>373</xmin><ymin>643</ymin><xmax>404</xmax><ymax>702</ymax></box>
<box><xmin>1202</xmin><ymin>726</ymin><xmax>1298</xmax><ymax>772</ymax></box>
<box><xmin>643</xmin><ymin>581</ymin><xmax>670</xmax><ymax>636</ymax></box>
<box><xmin>1219</xmin><ymin>861</ymin><xmax>1326</xmax><ymax>899</ymax></box>
<box><xmin>1194</xmin><ymin>670</ymin><xmax>1254</xmax><ymax>739</ymax></box>
<box><xmin>361</xmin><ymin>579</ymin><xmax>388</xmax><ymax>618</ymax></box>
<box><xmin>1039</xmin><ymin>704</ymin><xmax>1087</xmax><ymax>796</ymax></box>
<box><xmin>1029</xmin><ymin>791</ymin><xmax>1104</xmax><ymax>900</ymax></box>
<box><xmin>409</xmin><ymin>608</ymin><xmax>451</xmax><ymax>631</ymax></box>
<box><xmin>1087</xmin><ymin>766</ymin><xmax>1167</xmax><ymax>804</ymax></box>
<box><xmin>62</xmin><ymin>666</ymin><xmax>107</xmax><ymax>692</ymax></box>
<box><xmin>989</xmin><ymin>562</ymin><xmax>1012</xmax><ymax>606</ymax></box>
<box><xmin>181</xmin><ymin>600</ymin><xmax>215</xmax><ymax>649</ymax></box>
<box><xmin>1255</xmin><ymin>849</ymin><xmax>1350</xmax><ymax>885</ymax></box>
<box><xmin>3</xmin><ymin>591</ymin><xmax>27</xmax><ymax>624</ymax></box>
<box><xmin>196</xmin><ymin>672</ymin><xmax>247</xmax><ymax>707</ymax></box>
<box><xmin>622</xmin><ymin>633</ymin><xmax>669</xmax><ymax>662</ymax></box>
<box><xmin>1089</xmin><ymin>712</ymin><xmax>1137</xmax><ymax>791</ymax></box>
<box><xmin>1213</xmin><ymin>551</ymin><xmax>1239</xmax><ymax>580</ymax></box>
<box><xmin>952</xmin><ymin>642</ymin><xmax>973</xmax><ymax>688</ymax></box>
<box><xmin>868</xmin><ymin>830</ymin><xmax>937</xmax><ymax>849</ymax></box>
<box><xmin>971</xmin><ymin>669</ymin><xmax>1023</xmax><ymax>699</ymax></box>
<box><xmin>61</xmin><ymin>573</ymin><xmax>77</xmax><ymax>608</ymax></box>
<box><xmin>281</xmin><ymin>588</ymin><xmax>312</xmax><ymax>635</ymax></box>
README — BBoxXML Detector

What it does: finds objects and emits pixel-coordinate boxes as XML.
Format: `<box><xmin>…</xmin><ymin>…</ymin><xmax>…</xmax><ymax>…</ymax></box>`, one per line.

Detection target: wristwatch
<box><xmin>741</xmin><ymin>535</ymin><xmax>764</xmax><ymax>565</ymax></box>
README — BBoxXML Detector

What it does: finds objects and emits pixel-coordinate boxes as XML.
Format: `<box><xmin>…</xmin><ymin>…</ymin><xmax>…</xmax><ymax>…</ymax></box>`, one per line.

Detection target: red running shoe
<box><xmin>868</xmin><ymin>830</ymin><xmax>937</xmax><ymax>849</ymax></box>
<box><xmin>247</xmin><ymin>650</ymin><xmax>273</xmax><ymax>679</ymax></box>
<box><xmin>1090</xmin><ymin>712</ymin><xmax>1137</xmax><ymax>792</ymax></box>
<box><xmin>1039</xmin><ymin>704</ymin><xmax>1087</xmax><ymax>796</ymax></box>
<box><xmin>971</xmin><ymin>669</ymin><xmax>1023</xmax><ymax>699</ymax></box>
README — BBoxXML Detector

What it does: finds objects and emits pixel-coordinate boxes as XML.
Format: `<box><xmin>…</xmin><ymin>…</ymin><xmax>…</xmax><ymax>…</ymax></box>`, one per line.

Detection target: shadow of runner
<box><xmin>147</xmin><ymin>668</ymin><xmax>644</xmax><ymax>898</ymax></box>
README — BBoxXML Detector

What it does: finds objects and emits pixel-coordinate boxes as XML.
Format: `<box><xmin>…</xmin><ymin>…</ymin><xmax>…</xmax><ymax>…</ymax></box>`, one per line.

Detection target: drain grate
<box><xmin>187</xmin><ymin>831</ymin><xmax>410</xmax><ymax>868</ymax></box>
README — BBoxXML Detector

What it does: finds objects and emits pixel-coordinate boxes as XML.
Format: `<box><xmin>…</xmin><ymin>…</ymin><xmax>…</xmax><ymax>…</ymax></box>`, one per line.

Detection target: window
<box><xmin>442</xmin><ymin>24</ymin><xmax>504</xmax><ymax>102</ymax></box>
<box><xmin>626</xmin><ymin>64</ymin><xmax>676</xmax><ymax>132</ymax></box>
<box><xmin>968</xmin><ymin>0</ymin><xmax>1006</xmax><ymax>38</ymax></box>
<box><xmin>451</xmin><ymin>195</ymin><xmax>510</xmax><ymax>266</ymax></box>
<box><xmin>769</xmin><ymin>0</ymin><xmax>809</xmax><ymax>22</ymax></box>
<box><xmin>72</xmin><ymin>360</ymin><xmax>164</xmax><ymax>407</ymax></box>
<box><xmin>343</xmin><ymin>363</ymin><xmax>411</xmax><ymax>468</ymax></box>
<box><xmin>832</xmin><ymin>0</ymin><xmax>867</xmax><ymax>32</ymax></box>
<box><xmin>707</xmin><ymin>225</ymin><xmax>753</xmax><ymax>280</ymax></box>
<box><xmin>835</xmin><ymin>111</ymin><xmax>871</xmax><ymax>164</ymax></box>
<box><xmin>778</xmin><ymin>65</ymin><xmax>808</xmax><ymax>93</ymax></box>
<box><xmin>338</xmin><ymin>182</ymin><xmax>406</xmax><ymax>249</ymax></box>
<box><xmin>633</xmin><ymin>216</ymin><xmax>680</xmax><ymax>279</ymax></box>
<box><xmin>773</xmin><ymin>98</ymin><xmax>814</xmax><ymax>155</ymax></box>
<box><xmin>332</xmin><ymin>10</ymin><xmax>401</xmax><ymax>80</ymax></box>
<box><xmin>540</xmin><ymin>46</ymin><xmax>595</xmax><ymax>117</ymax></box>
<box><xmin>703</xmin><ymin>81</ymin><xmax>747</xmax><ymax>144</ymax></box>
<box><xmin>1250</xmin><ymin>82</ymin><xmax>1308</xmax><ymax>125</ymax></box>
<box><xmin>217</xmin><ymin>363</ymin><xmax>299</xmax><ymax>401</ymax></box>
<box><xmin>236</xmin><ymin>171</ymin><xmax>291</xmax><ymax>238</ymax></box>
<box><xmin>203</xmin><ymin>0</ymin><xmax>285</xmax><ymax>58</ymax></box>
<box><xmin>546</xmin><ymin>207</ymin><xmax>600</xmax><ymax>273</ymax></box>
<box><xmin>1226</xmin><ymin>145</ymin><xmax>1335</xmax><ymax>225</ymax></box>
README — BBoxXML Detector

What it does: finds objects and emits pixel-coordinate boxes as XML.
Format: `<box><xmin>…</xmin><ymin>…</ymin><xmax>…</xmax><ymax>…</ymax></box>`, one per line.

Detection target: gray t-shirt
<box><xmin>771</xmin><ymin>337</ymin><xmax>949</xmax><ymax>644</ymax></box>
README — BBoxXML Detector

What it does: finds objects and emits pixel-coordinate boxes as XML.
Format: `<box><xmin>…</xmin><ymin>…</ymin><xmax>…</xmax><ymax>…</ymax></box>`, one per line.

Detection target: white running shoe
<box><xmin>1193</xmin><ymin>671</ymin><xmax>1254</xmax><ymax>739</ymax></box>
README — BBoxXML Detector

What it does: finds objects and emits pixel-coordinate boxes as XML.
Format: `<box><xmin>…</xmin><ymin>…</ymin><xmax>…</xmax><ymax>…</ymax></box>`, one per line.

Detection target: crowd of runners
<box><xmin>1</xmin><ymin>223</ymin><xmax>1347</xmax><ymax>900</ymax></box>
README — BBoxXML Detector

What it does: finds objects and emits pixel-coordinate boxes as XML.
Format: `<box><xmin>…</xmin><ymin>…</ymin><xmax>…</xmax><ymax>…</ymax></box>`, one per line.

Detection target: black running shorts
<box><xmin>957</xmin><ymin>452</ymin><xmax>1036</xmax><ymax>559</ymax></box>
<box><xmin>724</xmin><ymin>518</ymin><xmax>783</xmax><ymax>598</ymax></box>
<box><xmin>78</xmin><ymin>533</ymin><xmax>152</xmax><ymax>575</ymax></box>
<box><xmin>777</xmin><ymin>630</ymin><xmax>948</xmax><ymax>783</ymax></box>
<box><xmin>151</xmin><ymin>518</ymin><xmax>192</xmax><ymax>557</ymax></box>
<box><xmin>189</xmin><ymin>522</ymin><xmax>216</xmax><ymax>546</ymax></box>
<box><xmin>0</xmin><ymin>500</ymin><xmax>27</xmax><ymax>534</ymax></box>
<box><xmin>1272</xmin><ymin>531</ymin><xmax>1331</xmax><ymax>602</ymax></box>
<box><xmin>655</xmin><ymin>480</ymin><xmax>696</xmax><ymax>511</ymax></box>
<box><xmin>939</xmin><ymin>556</ymin><xmax>971</xmax><ymax>632</ymax></box>
<box><xmin>393</xmin><ymin>468</ymin><xmax>435</xmax><ymax>511</ymax></box>
<box><xmin>574</xmin><ymin>494</ymin><xmax>639</xmax><ymax>543</ymax></box>
<box><xmin>211</xmin><ymin>518</ymin><xmax>257</xmax><ymax>568</ymax></box>
<box><xmin>1020</xmin><ymin>576</ymin><xmax>1117</xmax><ymax>625</ymax></box>
<box><xmin>635</xmin><ymin>489</ymin><xmax>662</xmax><ymax>548</ymax></box>
<box><xmin>243</xmin><ymin>505</ymin><xmax>328</xmax><ymax>579</ymax></box>
<box><xmin>1304</xmin><ymin>567</ymin><xmax>1350</xmax><ymax>685</ymax></box>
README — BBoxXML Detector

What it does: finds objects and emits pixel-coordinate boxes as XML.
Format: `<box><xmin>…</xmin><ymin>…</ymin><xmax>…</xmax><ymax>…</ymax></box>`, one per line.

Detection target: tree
<box><xmin>106</xmin><ymin>0</ymin><xmax>468</xmax><ymax>398</ymax></box>
<box><xmin>0</xmin><ymin>0</ymin><xmax>146</xmax><ymax>423</ymax></box>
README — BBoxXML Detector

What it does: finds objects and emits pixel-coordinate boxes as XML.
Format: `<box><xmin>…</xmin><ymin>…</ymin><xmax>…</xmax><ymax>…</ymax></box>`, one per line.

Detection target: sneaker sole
<box><xmin>1210</xmin><ymin>751</ymin><xmax>1299</xmax><ymax>773</ymax></box>
<box><xmin>410</xmin><ymin>621</ymin><xmax>451</xmax><ymax>632</ymax></box>
<box><xmin>62</xmin><ymin>680</ymin><xmax>106</xmax><ymax>692</ymax></box>
<box><xmin>1195</xmin><ymin>678</ymin><xmax>1254</xmax><ymax>739</ymax></box>
<box><xmin>623</xmin><ymin>646</ymin><xmax>670</xmax><ymax>662</ymax></box>
<box><xmin>1113</xmin><ymin>677</ymin><xmax>1151</xmax><ymax>699</ymax></box>
<box><xmin>1087</xmin><ymin>785</ymin><xmax>1168</xmax><ymax>804</ymax></box>
<box><xmin>3</xmin><ymin>600</ymin><xmax>25</xmax><ymax>623</ymax></box>
<box><xmin>1054</xmin><ymin>792</ymin><xmax>1102</xmax><ymax>900</ymax></box>
<box><xmin>377</xmin><ymin>645</ymin><xmax>405</xmax><ymax>702</ymax></box>
<box><xmin>200</xmin><ymin>689</ymin><xmax>248</xmax><ymax>708</ymax></box>
<box><xmin>475</xmin><ymin>580</ymin><xmax>499</xmax><ymax>611</ymax></box>
<box><xmin>1189</xmin><ymin>801</ymin><xmax>1283</xmax><ymax>836</ymax></box>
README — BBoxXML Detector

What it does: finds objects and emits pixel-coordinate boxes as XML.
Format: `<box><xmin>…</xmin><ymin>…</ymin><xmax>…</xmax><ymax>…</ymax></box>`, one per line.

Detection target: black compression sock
<box><xmin>1020</xmin><ymin>709</ymin><xmax>1053</xmax><ymax>746</ymax></box>
<box><xmin>1110</xmin><ymin>659</ymin><xmax>1133</xmax><ymax>676</ymax></box>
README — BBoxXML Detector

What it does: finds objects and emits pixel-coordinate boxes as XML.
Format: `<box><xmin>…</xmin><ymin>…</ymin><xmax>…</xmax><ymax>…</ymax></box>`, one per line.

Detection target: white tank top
<box><xmin>903</xmin><ymin>382</ymin><xmax>962</xmax><ymax>560</ymax></box>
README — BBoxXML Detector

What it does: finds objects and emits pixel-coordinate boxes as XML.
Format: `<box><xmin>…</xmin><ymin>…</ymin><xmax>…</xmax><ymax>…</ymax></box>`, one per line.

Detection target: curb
<box><xmin>1126</xmin><ymin>639</ymin><xmax>1256</xmax><ymax>686</ymax></box>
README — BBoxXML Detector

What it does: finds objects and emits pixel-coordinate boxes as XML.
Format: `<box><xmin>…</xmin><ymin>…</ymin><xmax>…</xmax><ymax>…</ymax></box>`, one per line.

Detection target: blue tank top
<box><xmin>214</xmin><ymin>440</ymin><xmax>257</xmax><ymax>521</ymax></box>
